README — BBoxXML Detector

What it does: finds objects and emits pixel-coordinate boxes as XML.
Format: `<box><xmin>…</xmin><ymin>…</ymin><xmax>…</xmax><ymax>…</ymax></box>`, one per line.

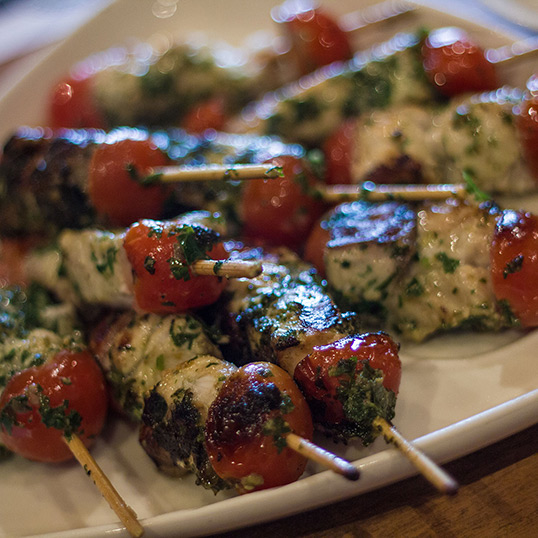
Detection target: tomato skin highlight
<box><xmin>421</xmin><ymin>28</ymin><xmax>498</xmax><ymax>97</ymax></box>
<box><xmin>282</xmin><ymin>8</ymin><xmax>353</xmax><ymax>76</ymax></box>
<box><xmin>88</xmin><ymin>138</ymin><xmax>171</xmax><ymax>227</ymax></box>
<box><xmin>517</xmin><ymin>93</ymin><xmax>538</xmax><ymax>183</ymax></box>
<box><xmin>294</xmin><ymin>333</ymin><xmax>401</xmax><ymax>426</ymax></box>
<box><xmin>124</xmin><ymin>220</ymin><xmax>228</xmax><ymax>313</ymax></box>
<box><xmin>240</xmin><ymin>155</ymin><xmax>325</xmax><ymax>250</ymax></box>
<box><xmin>322</xmin><ymin>119</ymin><xmax>356</xmax><ymax>185</ymax></box>
<box><xmin>491</xmin><ymin>210</ymin><xmax>538</xmax><ymax>328</ymax></box>
<box><xmin>205</xmin><ymin>362</ymin><xmax>313</xmax><ymax>494</ymax></box>
<box><xmin>48</xmin><ymin>75</ymin><xmax>106</xmax><ymax>129</ymax></box>
<box><xmin>0</xmin><ymin>350</ymin><xmax>108</xmax><ymax>463</ymax></box>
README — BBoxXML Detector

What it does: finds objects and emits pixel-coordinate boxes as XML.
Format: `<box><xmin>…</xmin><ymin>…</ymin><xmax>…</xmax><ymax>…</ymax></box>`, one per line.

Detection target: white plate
<box><xmin>1</xmin><ymin>1</ymin><xmax>538</xmax><ymax>537</ymax></box>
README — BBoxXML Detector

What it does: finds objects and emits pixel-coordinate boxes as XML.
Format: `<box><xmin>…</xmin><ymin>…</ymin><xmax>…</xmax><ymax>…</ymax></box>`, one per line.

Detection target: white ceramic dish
<box><xmin>0</xmin><ymin>1</ymin><xmax>537</xmax><ymax>537</ymax></box>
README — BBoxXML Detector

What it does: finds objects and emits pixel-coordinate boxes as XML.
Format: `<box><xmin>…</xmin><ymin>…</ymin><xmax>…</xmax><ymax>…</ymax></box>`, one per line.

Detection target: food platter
<box><xmin>0</xmin><ymin>1</ymin><xmax>537</xmax><ymax>536</ymax></box>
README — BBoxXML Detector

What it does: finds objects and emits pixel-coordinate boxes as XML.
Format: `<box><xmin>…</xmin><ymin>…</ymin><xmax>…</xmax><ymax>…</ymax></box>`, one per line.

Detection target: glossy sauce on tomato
<box><xmin>88</xmin><ymin>138</ymin><xmax>171</xmax><ymax>227</ymax></box>
<box><xmin>490</xmin><ymin>209</ymin><xmax>538</xmax><ymax>327</ymax></box>
<box><xmin>294</xmin><ymin>333</ymin><xmax>401</xmax><ymax>426</ymax></box>
<box><xmin>123</xmin><ymin>219</ymin><xmax>228</xmax><ymax>313</ymax></box>
<box><xmin>205</xmin><ymin>362</ymin><xmax>313</xmax><ymax>494</ymax></box>
<box><xmin>0</xmin><ymin>350</ymin><xmax>108</xmax><ymax>462</ymax></box>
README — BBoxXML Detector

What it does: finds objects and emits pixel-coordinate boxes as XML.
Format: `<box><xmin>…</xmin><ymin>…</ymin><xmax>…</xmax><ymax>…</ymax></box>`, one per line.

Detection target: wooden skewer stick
<box><xmin>486</xmin><ymin>35</ymin><xmax>538</xmax><ymax>66</ymax></box>
<box><xmin>147</xmin><ymin>163</ymin><xmax>281</xmax><ymax>184</ymax></box>
<box><xmin>64</xmin><ymin>434</ymin><xmax>144</xmax><ymax>537</ymax></box>
<box><xmin>191</xmin><ymin>259</ymin><xmax>263</xmax><ymax>279</ymax></box>
<box><xmin>373</xmin><ymin>417</ymin><xmax>459</xmax><ymax>495</ymax></box>
<box><xmin>321</xmin><ymin>182</ymin><xmax>467</xmax><ymax>204</ymax></box>
<box><xmin>286</xmin><ymin>432</ymin><xmax>360</xmax><ymax>481</ymax></box>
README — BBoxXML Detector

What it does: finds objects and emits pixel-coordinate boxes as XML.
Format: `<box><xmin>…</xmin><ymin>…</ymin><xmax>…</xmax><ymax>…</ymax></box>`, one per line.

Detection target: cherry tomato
<box><xmin>48</xmin><ymin>75</ymin><xmax>106</xmax><ymax>129</ymax></box>
<box><xmin>240</xmin><ymin>155</ymin><xmax>325</xmax><ymax>250</ymax></box>
<box><xmin>516</xmin><ymin>94</ymin><xmax>538</xmax><ymax>183</ymax></box>
<box><xmin>124</xmin><ymin>219</ymin><xmax>228</xmax><ymax>313</ymax></box>
<box><xmin>88</xmin><ymin>138</ymin><xmax>171</xmax><ymax>227</ymax></box>
<box><xmin>205</xmin><ymin>362</ymin><xmax>313</xmax><ymax>494</ymax></box>
<box><xmin>304</xmin><ymin>215</ymin><xmax>330</xmax><ymax>276</ymax></box>
<box><xmin>490</xmin><ymin>210</ymin><xmax>538</xmax><ymax>327</ymax></box>
<box><xmin>421</xmin><ymin>27</ymin><xmax>498</xmax><ymax>97</ymax></box>
<box><xmin>294</xmin><ymin>333</ymin><xmax>401</xmax><ymax>426</ymax></box>
<box><xmin>322</xmin><ymin>118</ymin><xmax>356</xmax><ymax>185</ymax></box>
<box><xmin>181</xmin><ymin>95</ymin><xmax>228</xmax><ymax>133</ymax></box>
<box><xmin>281</xmin><ymin>8</ymin><xmax>353</xmax><ymax>76</ymax></box>
<box><xmin>0</xmin><ymin>349</ymin><xmax>108</xmax><ymax>463</ymax></box>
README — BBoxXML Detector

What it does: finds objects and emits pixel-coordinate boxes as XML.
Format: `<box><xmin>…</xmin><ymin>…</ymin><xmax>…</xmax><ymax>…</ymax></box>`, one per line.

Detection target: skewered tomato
<box><xmin>421</xmin><ymin>27</ymin><xmax>498</xmax><ymax>97</ymax></box>
<box><xmin>48</xmin><ymin>75</ymin><xmax>106</xmax><ymax>129</ymax></box>
<box><xmin>322</xmin><ymin>118</ymin><xmax>355</xmax><ymax>185</ymax></box>
<box><xmin>280</xmin><ymin>7</ymin><xmax>353</xmax><ymax>76</ymax></box>
<box><xmin>88</xmin><ymin>138</ymin><xmax>171</xmax><ymax>227</ymax></box>
<box><xmin>240</xmin><ymin>155</ymin><xmax>325</xmax><ymax>250</ymax></box>
<box><xmin>294</xmin><ymin>333</ymin><xmax>401</xmax><ymax>442</ymax></box>
<box><xmin>490</xmin><ymin>210</ymin><xmax>538</xmax><ymax>327</ymax></box>
<box><xmin>124</xmin><ymin>219</ymin><xmax>228</xmax><ymax>313</ymax></box>
<box><xmin>517</xmin><ymin>93</ymin><xmax>538</xmax><ymax>182</ymax></box>
<box><xmin>205</xmin><ymin>362</ymin><xmax>313</xmax><ymax>494</ymax></box>
<box><xmin>0</xmin><ymin>349</ymin><xmax>108</xmax><ymax>463</ymax></box>
<box><xmin>181</xmin><ymin>95</ymin><xmax>228</xmax><ymax>133</ymax></box>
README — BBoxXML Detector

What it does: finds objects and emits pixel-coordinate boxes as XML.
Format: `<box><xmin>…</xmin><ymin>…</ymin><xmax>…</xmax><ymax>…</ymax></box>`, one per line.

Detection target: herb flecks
<box><xmin>503</xmin><ymin>255</ymin><xmax>524</xmax><ymax>278</ymax></box>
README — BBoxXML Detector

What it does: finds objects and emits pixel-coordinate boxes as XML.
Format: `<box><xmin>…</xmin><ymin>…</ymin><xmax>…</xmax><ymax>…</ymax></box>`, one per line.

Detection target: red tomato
<box><xmin>490</xmin><ymin>210</ymin><xmax>538</xmax><ymax>327</ymax></box>
<box><xmin>124</xmin><ymin>219</ymin><xmax>228</xmax><ymax>313</ymax></box>
<box><xmin>0</xmin><ymin>350</ymin><xmax>108</xmax><ymax>463</ymax></box>
<box><xmin>88</xmin><ymin>138</ymin><xmax>171</xmax><ymax>227</ymax></box>
<box><xmin>48</xmin><ymin>75</ymin><xmax>106</xmax><ymax>129</ymax></box>
<box><xmin>181</xmin><ymin>95</ymin><xmax>228</xmax><ymax>133</ymax></box>
<box><xmin>322</xmin><ymin>119</ymin><xmax>356</xmax><ymax>185</ymax></box>
<box><xmin>421</xmin><ymin>27</ymin><xmax>498</xmax><ymax>97</ymax></box>
<box><xmin>281</xmin><ymin>8</ymin><xmax>353</xmax><ymax>76</ymax></box>
<box><xmin>205</xmin><ymin>362</ymin><xmax>313</xmax><ymax>494</ymax></box>
<box><xmin>517</xmin><ymin>94</ymin><xmax>538</xmax><ymax>183</ymax></box>
<box><xmin>304</xmin><ymin>216</ymin><xmax>330</xmax><ymax>276</ymax></box>
<box><xmin>294</xmin><ymin>333</ymin><xmax>401</xmax><ymax>426</ymax></box>
<box><xmin>240</xmin><ymin>155</ymin><xmax>325</xmax><ymax>250</ymax></box>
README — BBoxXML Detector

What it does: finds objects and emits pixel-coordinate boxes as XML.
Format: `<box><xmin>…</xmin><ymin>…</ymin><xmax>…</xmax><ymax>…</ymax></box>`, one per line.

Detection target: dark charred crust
<box><xmin>206</xmin><ymin>375</ymin><xmax>281</xmax><ymax>448</ymax></box>
<box><xmin>365</xmin><ymin>154</ymin><xmax>425</xmax><ymax>185</ymax></box>
<box><xmin>140</xmin><ymin>388</ymin><xmax>229</xmax><ymax>491</ymax></box>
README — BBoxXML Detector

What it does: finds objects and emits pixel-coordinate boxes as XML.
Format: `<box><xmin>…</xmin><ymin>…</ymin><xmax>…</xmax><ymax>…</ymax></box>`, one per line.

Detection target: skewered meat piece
<box><xmin>314</xmin><ymin>198</ymin><xmax>518</xmax><ymax>341</ymax></box>
<box><xmin>90</xmin><ymin>311</ymin><xmax>223</xmax><ymax>423</ymax></box>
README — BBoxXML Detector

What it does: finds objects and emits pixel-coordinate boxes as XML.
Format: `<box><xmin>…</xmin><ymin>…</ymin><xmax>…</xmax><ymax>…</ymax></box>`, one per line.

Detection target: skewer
<box><xmin>373</xmin><ymin>417</ymin><xmax>459</xmax><ymax>495</ymax></box>
<box><xmin>339</xmin><ymin>0</ymin><xmax>416</xmax><ymax>34</ymax></box>
<box><xmin>191</xmin><ymin>258</ymin><xmax>263</xmax><ymax>279</ymax></box>
<box><xmin>64</xmin><ymin>434</ymin><xmax>144</xmax><ymax>537</ymax></box>
<box><xmin>486</xmin><ymin>35</ymin><xmax>538</xmax><ymax>66</ymax></box>
<box><xmin>145</xmin><ymin>163</ymin><xmax>282</xmax><ymax>184</ymax></box>
<box><xmin>285</xmin><ymin>432</ymin><xmax>360</xmax><ymax>481</ymax></box>
<box><xmin>321</xmin><ymin>182</ymin><xmax>467</xmax><ymax>203</ymax></box>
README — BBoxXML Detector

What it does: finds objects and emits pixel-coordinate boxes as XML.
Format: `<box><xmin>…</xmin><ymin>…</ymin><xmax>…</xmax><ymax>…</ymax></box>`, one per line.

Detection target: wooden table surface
<box><xmin>213</xmin><ymin>423</ymin><xmax>538</xmax><ymax>537</ymax></box>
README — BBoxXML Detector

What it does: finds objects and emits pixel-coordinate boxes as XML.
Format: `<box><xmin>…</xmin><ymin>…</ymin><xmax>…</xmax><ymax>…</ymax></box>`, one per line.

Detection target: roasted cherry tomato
<box><xmin>322</xmin><ymin>118</ymin><xmax>356</xmax><ymax>185</ymax></box>
<box><xmin>294</xmin><ymin>333</ymin><xmax>401</xmax><ymax>428</ymax></box>
<box><xmin>205</xmin><ymin>362</ymin><xmax>313</xmax><ymax>494</ymax></box>
<box><xmin>124</xmin><ymin>219</ymin><xmax>228</xmax><ymax>313</ymax></box>
<box><xmin>240</xmin><ymin>155</ymin><xmax>325</xmax><ymax>250</ymax></box>
<box><xmin>0</xmin><ymin>349</ymin><xmax>108</xmax><ymax>463</ymax></box>
<box><xmin>421</xmin><ymin>27</ymin><xmax>498</xmax><ymax>97</ymax></box>
<box><xmin>88</xmin><ymin>138</ymin><xmax>171</xmax><ymax>227</ymax></box>
<box><xmin>517</xmin><ymin>94</ymin><xmax>538</xmax><ymax>183</ymax></box>
<box><xmin>281</xmin><ymin>7</ymin><xmax>353</xmax><ymax>76</ymax></box>
<box><xmin>48</xmin><ymin>75</ymin><xmax>106</xmax><ymax>129</ymax></box>
<box><xmin>490</xmin><ymin>210</ymin><xmax>538</xmax><ymax>327</ymax></box>
<box><xmin>181</xmin><ymin>95</ymin><xmax>228</xmax><ymax>133</ymax></box>
<box><xmin>304</xmin><ymin>215</ymin><xmax>330</xmax><ymax>277</ymax></box>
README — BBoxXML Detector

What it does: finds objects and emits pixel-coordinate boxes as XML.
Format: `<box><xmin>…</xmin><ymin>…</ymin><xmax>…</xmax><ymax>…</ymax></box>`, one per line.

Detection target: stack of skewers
<box><xmin>1</xmin><ymin>0</ymin><xmax>537</xmax><ymax>535</ymax></box>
